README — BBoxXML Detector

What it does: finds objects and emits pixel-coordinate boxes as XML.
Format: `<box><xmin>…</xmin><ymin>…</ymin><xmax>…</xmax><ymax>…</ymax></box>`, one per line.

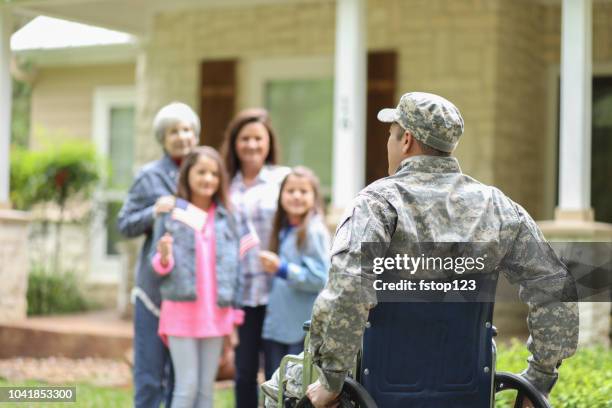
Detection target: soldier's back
<box><xmin>362</xmin><ymin>156</ymin><xmax>523</xmax><ymax>269</ymax></box>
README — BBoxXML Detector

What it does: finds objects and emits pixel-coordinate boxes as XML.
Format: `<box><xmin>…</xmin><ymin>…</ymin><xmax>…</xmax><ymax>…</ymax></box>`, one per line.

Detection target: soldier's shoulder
<box><xmin>463</xmin><ymin>175</ymin><xmax>526</xmax><ymax>222</ymax></box>
<box><xmin>359</xmin><ymin>175</ymin><xmax>399</xmax><ymax>199</ymax></box>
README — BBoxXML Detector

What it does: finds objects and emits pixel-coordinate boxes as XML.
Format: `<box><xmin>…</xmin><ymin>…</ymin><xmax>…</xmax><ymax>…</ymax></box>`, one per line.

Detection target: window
<box><xmin>91</xmin><ymin>87</ymin><xmax>135</xmax><ymax>281</ymax></box>
<box><xmin>591</xmin><ymin>76</ymin><xmax>612</xmax><ymax>223</ymax></box>
<box><xmin>553</xmin><ymin>76</ymin><xmax>612</xmax><ymax>223</ymax></box>
<box><xmin>265</xmin><ymin>79</ymin><xmax>334</xmax><ymax>199</ymax></box>
<box><xmin>242</xmin><ymin>56</ymin><xmax>334</xmax><ymax>202</ymax></box>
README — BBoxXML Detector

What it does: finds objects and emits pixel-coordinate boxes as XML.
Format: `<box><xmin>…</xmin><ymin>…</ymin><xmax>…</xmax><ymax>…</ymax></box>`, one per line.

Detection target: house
<box><xmin>1</xmin><ymin>0</ymin><xmax>610</xmax><ymax>343</ymax></box>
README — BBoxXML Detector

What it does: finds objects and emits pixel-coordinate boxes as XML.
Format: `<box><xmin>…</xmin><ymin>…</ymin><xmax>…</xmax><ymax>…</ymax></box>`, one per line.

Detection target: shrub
<box><xmin>26</xmin><ymin>264</ymin><xmax>90</xmax><ymax>316</ymax></box>
<box><xmin>10</xmin><ymin>140</ymin><xmax>101</xmax><ymax>211</ymax></box>
<box><xmin>10</xmin><ymin>140</ymin><xmax>102</xmax><ymax>273</ymax></box>
<box><xmin>495</xmin><ymin>340</ymin><xmax>612</xmax><ymax>408</ymax></box>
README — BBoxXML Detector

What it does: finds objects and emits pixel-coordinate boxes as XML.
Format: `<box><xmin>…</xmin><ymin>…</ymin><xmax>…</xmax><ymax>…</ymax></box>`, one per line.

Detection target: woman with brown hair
<box><xmin>220</xmin><ymin>108</ymin><xmax>290</xmax><ymax>407</ymax></box>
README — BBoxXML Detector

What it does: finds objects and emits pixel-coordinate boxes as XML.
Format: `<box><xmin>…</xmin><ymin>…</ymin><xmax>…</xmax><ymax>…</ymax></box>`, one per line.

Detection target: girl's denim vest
<box><xmin>150</xmin><ymin>200</ymin><xmax>241</xmax><ymax>307</ymax></box>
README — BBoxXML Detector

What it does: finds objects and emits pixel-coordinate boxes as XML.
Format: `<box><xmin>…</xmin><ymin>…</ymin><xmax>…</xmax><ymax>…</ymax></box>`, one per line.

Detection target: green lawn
<box><xmin>0</xmin><ymin>380</ymin><xmax>235</xmax><ymax>407</ymax></box>
<box><xmin>494</xmin><ymin>341</ymin><xmax>611</xmax><ymax>408</ymax></box>
<box><xmin>1</xmin><ymin>343</ymin><xmax>610</xmax><ymax>407</ymax></box>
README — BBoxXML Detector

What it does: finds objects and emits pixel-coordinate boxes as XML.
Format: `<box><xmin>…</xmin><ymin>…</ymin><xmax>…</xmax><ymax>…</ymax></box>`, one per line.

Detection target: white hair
<box><xmin>152</xmin><ymin>102</ymin><xmax>201</xmax><ymax>144</ymax></box>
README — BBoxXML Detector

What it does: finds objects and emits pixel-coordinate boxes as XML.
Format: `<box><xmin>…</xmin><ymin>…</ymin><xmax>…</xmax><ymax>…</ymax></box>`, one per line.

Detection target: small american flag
<box><xmin>239</xmin><ymin>218</ymin><xmax>260</xmax><ymax>259</ymax></box>
<box><xmin>171</xmin><ymin>198</ymin><xmax>208</xmax><ymax>230</ymax></box>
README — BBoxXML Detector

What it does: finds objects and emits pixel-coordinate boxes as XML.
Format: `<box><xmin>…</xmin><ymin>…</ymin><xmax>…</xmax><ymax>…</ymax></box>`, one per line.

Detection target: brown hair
<box><xmin>395</xmin><ymin>127</ymin><xmax>450</xmax><ymax>157</ymax></box>
<box><xmin>269</xmin><ymin>166</ymin><xmax>324</xmax><ymax>253</ymax></box>
<box><xmin>176</xmin><ymin>146</ymin><xmax>230</xmax><ymax>209</ymax></box>
<box><xmin>220</xmin><ymin>108</ymin><xmax>280</xmax><ymax>178</ymax></box>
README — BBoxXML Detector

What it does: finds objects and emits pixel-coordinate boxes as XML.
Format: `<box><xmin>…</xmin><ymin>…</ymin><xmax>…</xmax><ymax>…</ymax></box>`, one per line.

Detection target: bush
<box><xmin>10</xmin><ymin>140</ymin><xmax>101</xmax><ymax>211</ymax></box>
<box><xmin>11</xmin><ymin>139</ymin><xmax>102</xmax><ymax>273</ymax></box>
<box><xmin>495</xmin><ymin>340</ymin><xmax>612</xmax><ymax>408</ymax></box>
<box><xmin>26</xmin><ymin>265</ymin><xmax>90</xmax><ymax>316</ymax></box>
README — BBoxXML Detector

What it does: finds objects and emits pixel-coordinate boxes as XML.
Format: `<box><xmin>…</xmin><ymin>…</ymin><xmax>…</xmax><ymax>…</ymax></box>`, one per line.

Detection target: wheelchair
<box><xmin>263</xmin><ymin>279</ymin><xmax>552</xmax><ymax>408</ymax></box>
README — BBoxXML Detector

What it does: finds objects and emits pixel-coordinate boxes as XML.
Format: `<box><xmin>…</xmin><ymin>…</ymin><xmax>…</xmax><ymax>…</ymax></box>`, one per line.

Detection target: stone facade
<box><xmin>126</xmin><ymin>0</ymin><xmax>612</xmax><ymax>346</ymax></box>
<box><xmin>133</xmin><ymin>0</ymin><xmax>612</xmax><ymax>220</ymax></box>
<box><xmin>19</xmin><ymin>1</ymin><xmax>612</xmax><ymax>339</ymax></box>
<box><xmin>0</xmin><ymin>210</ymin><xmax>30</xmax><ymax>322</ymax></box>
<box><xmin>134</xmin><ymin>1</ymin><xmax>336</xmax><ymax>165</ymax></box>
<box><xmin>28</xmin><ymin>220</ymin><xmax>90</xmax><ymax>279</ymax></box>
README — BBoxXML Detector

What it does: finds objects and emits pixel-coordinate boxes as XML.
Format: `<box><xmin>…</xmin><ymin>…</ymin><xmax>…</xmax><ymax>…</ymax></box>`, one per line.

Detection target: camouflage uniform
<box><xmin>308</xmin><ymin>92</ymin><xmax>579</xmax><ymax>396</ymax></box>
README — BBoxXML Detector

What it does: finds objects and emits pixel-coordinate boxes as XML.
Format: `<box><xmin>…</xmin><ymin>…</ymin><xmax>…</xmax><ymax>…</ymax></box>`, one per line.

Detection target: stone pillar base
<box><xmin>555</xmin><ymin>208</ymin><xmax>594</xmax><ymax>222</ymax></box>
<box><xmin>538</xmin><ymin>210</ymin><xmax>612</xmax><ymax>348</ymax></box>
<box><xmin>0</xmin><ymin>209</ymin><xmax>31</xmax><ymax>322</ymax></box>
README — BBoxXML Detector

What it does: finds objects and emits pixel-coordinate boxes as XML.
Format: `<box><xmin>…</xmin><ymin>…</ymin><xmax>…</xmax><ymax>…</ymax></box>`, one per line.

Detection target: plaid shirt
<box><xmin>230</xmin><ymin>165</ymin><xmax>290</xmax><ymax>307</ymax></box>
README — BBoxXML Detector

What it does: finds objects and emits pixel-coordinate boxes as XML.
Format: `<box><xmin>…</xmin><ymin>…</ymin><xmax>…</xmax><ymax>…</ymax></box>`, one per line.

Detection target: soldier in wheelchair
<box><xmin>262</xmin><ymin>92</ymin><xmax>578</xmax><ymax>408</ymax></box>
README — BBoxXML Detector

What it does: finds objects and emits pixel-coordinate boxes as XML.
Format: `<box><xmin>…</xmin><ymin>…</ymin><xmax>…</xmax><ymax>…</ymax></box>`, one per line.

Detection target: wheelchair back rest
<box><xmin>361</xmin><ymin>275</ymin><xmax>498</xmax><ymax>408</ymax></box>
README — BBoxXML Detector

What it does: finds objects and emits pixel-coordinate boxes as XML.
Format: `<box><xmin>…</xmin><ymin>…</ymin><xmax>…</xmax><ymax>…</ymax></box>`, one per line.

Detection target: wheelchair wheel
<box><xmin>494</xmin><ymin>372</ymin><xmax>552</xmax><ymax>408</ymax></box>
<box><xmin>294</xmin><ymin>377</ymin><xmax>378</xmax><ymax>408</ymax></box>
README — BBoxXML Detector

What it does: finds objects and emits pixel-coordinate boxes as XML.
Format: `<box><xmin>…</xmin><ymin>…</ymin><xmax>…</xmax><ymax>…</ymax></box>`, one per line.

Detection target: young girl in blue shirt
<box><xmin>258</xmin><ymin>166</ymin><xmax>331</xmax><ymax>380</ymax></box>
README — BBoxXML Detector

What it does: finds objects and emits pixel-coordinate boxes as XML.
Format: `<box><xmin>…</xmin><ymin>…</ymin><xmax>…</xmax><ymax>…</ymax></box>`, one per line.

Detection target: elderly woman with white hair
<box><xmin>118</xmin><ymin>102</ymin><xmax>200</xmax><ymax>408</ymax></box>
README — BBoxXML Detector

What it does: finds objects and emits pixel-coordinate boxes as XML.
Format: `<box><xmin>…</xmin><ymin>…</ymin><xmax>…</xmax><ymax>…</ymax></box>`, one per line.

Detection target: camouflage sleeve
<box><xmin>308</xmin><ymin>193</ymin><xmax>394</xmax><ymax>393</ymax></box>
<box><xmin>499</xmin><ymin>204</ymin><xmax>579</xmax><ymax>394</ymax></box>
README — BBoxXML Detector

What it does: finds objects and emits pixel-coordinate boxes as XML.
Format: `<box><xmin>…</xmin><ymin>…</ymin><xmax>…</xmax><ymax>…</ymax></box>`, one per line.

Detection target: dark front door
<box><xmin>592</xmin><ymin>76</ymin><xmax>612</xmax><ymax>223</ymax></box>
<box><xmin>366</xmin><ymin>51</ymin><xmax>397</xmax><ymax>185</ymax></box>
<box><xmin>200</xmin><ymin>59</ymin><xmax>237</xmax><ymax>149</ymax></box>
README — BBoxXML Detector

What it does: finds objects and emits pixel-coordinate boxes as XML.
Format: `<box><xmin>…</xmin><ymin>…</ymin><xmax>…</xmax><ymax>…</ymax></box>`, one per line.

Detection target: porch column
<box><xmin>558</xmin><ymin>0</ymin><xmax>592</xmax><ymax>219</ymax></box>
<box><xmin>556</xmin><ymin>0</ymin><xmax>610</xmax><ymax>348</ymax></box>
<box><xmin>0</xmin><ymin>7</ymin><xmax>12</xmax><ymax>207</ymax></box>
<box><xmin>331</xmin><ymin>0</ymin><xmax>366</xmax><ymax>209</ymax></box>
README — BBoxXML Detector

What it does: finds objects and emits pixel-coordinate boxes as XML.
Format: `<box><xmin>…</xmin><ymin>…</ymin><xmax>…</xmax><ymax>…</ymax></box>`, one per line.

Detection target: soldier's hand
<box><xmin>306</xmin><ymin>380</ymin><xmax>340</xmax><ymax>408</ymax></box>
<box><xmin>154</xmin><ymin>195</ymin><xmax>176</xmax><ymax>216</ymax></box>
<box><xmin>520</xmin><ymin>393</ymin><xmax>548</xmax><ymax>408</ymax></box>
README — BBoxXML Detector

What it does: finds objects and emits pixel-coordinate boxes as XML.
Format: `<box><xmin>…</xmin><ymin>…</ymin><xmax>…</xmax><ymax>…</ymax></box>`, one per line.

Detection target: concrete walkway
<box><xmin>0</xmin><ymin>310</ymin><xmax>132</xmax><ymax>360</ymax></box>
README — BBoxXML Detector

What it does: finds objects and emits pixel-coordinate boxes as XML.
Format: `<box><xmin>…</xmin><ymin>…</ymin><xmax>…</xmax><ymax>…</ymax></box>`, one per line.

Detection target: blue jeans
<box><xmin>133</xmin><ymin>297</ymin><xmax>174</xmax><ymax>408</ymax></box>
<box><xmin>234</xmin><ymin>305</ymin><xmax>266</xmax><ymax>408</ymax></box>
<box><xmin>263</xmin><ymin>339</ymin><xmax>304</xmax><ymax>380</ymax></box>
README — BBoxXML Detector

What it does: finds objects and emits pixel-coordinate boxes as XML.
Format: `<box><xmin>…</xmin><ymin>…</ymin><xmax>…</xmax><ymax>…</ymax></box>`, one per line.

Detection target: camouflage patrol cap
<box><xmin>377</xmin><ymin>92</ymin><xmax>464</xmax><ymax>152</ymax></box>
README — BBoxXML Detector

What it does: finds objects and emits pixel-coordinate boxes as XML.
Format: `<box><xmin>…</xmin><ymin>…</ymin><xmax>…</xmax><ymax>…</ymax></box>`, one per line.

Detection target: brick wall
<box><xmin>492</xmin><ymin>0</ymin><xmax>548</xmax><ymax>218</ymax></box>
<box><xmin>135</xmin><ymin>0</ymin><xmax>500</xmax><ymax>187</ymax></box>
<box><xmin>542</xmin><ymin>2</ymin><xmax>612</xmax><ymax>64</ymax></box>
<box><xmin>367</xmin><ymin>0</ymin><xmax>499</xmax><ymax>186</ymax></box>
<box><xmin>135</xmin><ymin>1</ymin><xmax>336</xmax><ymax>165</ymax></box>
<box><xmin>134</xmin><ymin>0</ymin><xmax>612</xmax><ymax>218</ymax></box>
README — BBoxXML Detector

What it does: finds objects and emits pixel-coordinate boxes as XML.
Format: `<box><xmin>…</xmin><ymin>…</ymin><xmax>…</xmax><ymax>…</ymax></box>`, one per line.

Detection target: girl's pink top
<box><xmin>152</xmin><ymin>203</ymin><xmax>244</xmax><ymax>344</ymax></box>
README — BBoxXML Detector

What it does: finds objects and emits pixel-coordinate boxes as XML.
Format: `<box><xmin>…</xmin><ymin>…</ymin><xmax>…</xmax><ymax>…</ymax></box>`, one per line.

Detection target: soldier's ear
<box><xmin>402</xmin><ymin>131</ymin><xmax>413</xmax><ymax>154</ymax></box>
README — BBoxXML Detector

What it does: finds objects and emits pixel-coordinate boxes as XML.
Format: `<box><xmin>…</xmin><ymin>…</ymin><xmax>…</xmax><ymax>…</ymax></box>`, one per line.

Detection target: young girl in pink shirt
<box><xmin>151</xmin><ymin>146</ymin><xmax>243</xmax><ymax>408</ymax></box>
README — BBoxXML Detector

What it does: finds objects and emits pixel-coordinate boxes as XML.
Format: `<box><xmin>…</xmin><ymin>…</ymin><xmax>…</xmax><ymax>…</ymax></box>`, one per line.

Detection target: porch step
<box><xmin>0</xmin><ymin>310</ymin><xmax>132</xmax><ymax>360</ymax></box>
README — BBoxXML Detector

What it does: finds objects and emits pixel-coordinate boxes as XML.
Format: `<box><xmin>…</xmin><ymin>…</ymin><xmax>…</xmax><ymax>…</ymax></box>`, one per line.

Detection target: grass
<box><xmin>494</xmin><ymin>341</ymin><xmax>612</xmax><ymax>408</ymax></box>
<box><xmin>0</xmin><ymin>379</ymin><xmax>235</xmax><ymax>407</ymax></box>
<box><xmin>1</xmin><ymin>343</ymin><xmax>609</xmax><ymax>407</ymax></box>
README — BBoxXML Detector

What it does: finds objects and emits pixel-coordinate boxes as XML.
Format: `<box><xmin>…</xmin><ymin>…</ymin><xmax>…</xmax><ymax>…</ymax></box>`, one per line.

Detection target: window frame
<box><xmin>546</xmin><ymin>62</ymin><xmax>612</xmax><ymax>220</ymax></box>
<box><xmin>89</xmin><ymin>85</ymin><xmax>136</xmax><ymax>284</ymax></box>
